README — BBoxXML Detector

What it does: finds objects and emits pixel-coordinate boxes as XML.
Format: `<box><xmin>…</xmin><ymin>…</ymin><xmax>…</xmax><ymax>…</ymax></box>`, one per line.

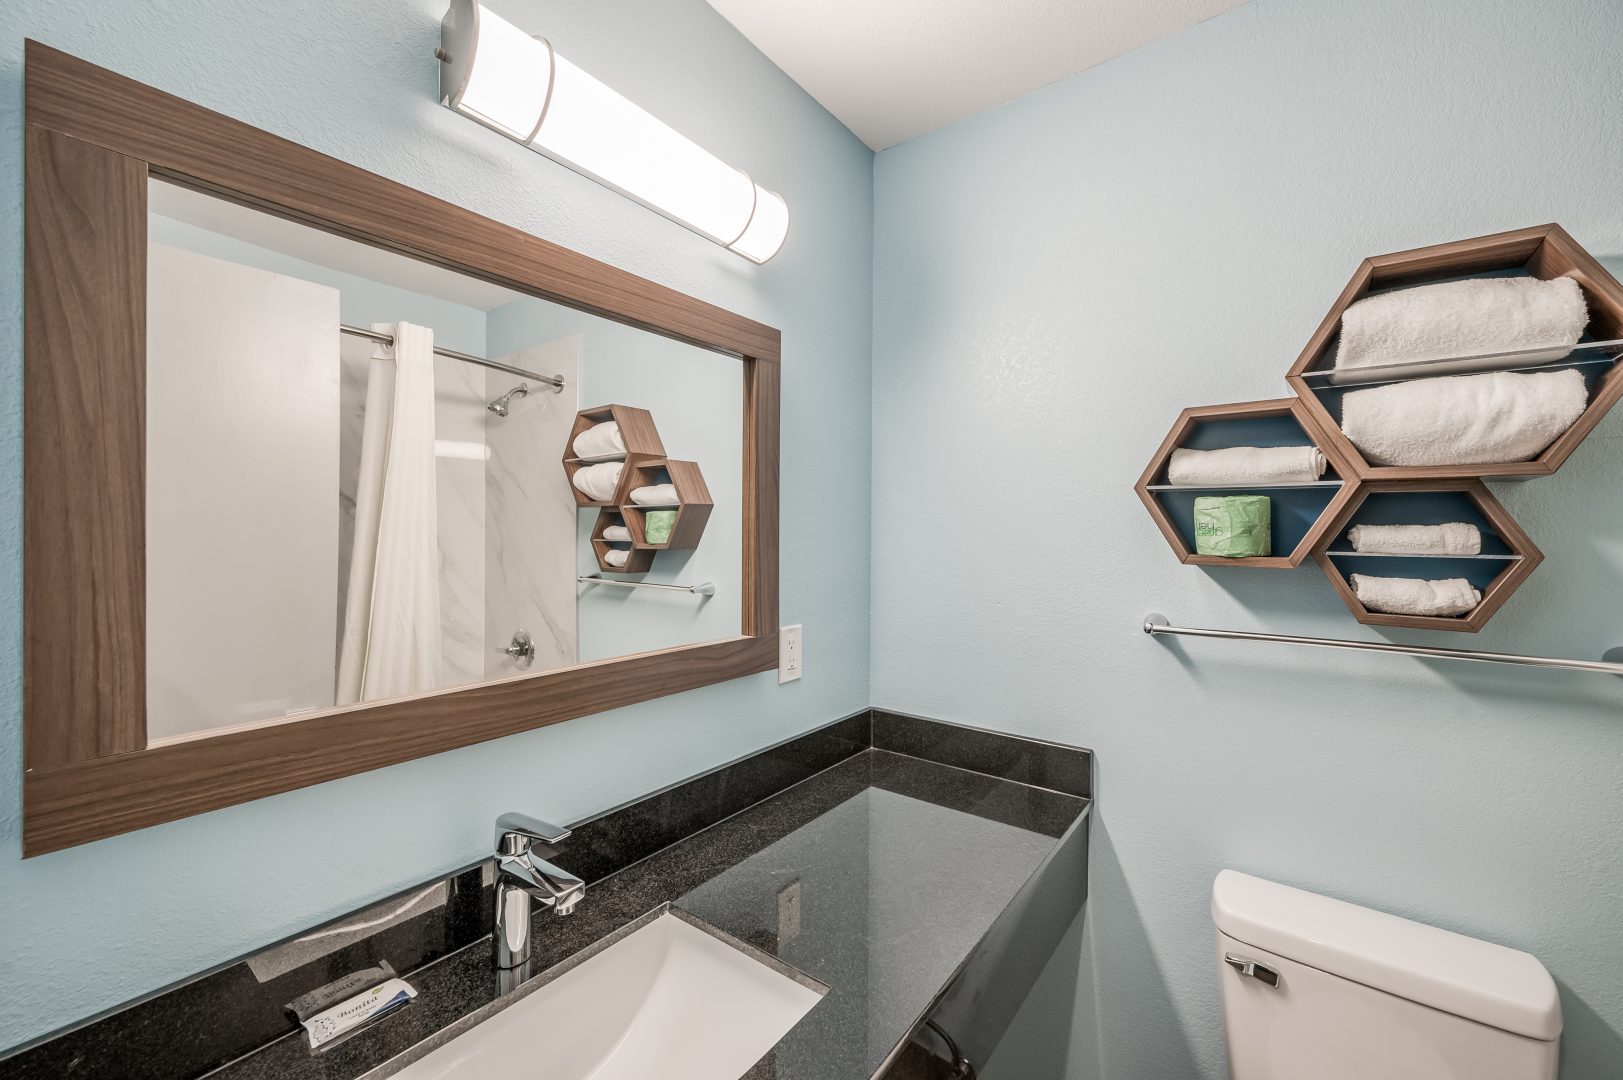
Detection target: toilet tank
<box><xmin>1212</xmin><ymin>870</ymin><xmax>1560</xmax><ymax>1080</ymax></box>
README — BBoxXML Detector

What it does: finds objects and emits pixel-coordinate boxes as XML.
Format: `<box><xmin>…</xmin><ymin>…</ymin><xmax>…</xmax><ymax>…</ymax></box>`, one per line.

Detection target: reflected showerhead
<box><xmin>487</xmin><ymin>383</ymin><xmax>530</xmax><ymax>417</ymax></box>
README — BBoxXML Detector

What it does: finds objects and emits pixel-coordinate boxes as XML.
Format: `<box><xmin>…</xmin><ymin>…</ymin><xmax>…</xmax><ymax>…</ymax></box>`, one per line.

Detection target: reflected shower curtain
<box><xmin>336</xmin><ymin>322</ymin><xmax>442</xmax><ymax>705</ymax></box>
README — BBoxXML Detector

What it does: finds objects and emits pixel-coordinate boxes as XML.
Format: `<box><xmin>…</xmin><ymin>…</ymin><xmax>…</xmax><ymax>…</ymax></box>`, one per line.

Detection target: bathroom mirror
<box><xmin>22</xmin><ymin>43</ymin><xmax>778</xmax><ymax>854</ymax></box>
<box><xmin>145</xmin><ymin>179</ymin><xmax>744</xmax><ymax>741</ymax></box>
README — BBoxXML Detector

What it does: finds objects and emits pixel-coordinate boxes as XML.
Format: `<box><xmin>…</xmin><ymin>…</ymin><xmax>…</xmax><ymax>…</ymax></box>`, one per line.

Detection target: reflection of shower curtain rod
<box><xmin>339</xmin><ymin>324</ymin><xmax>565</xmax><ymax>391</ymax></box>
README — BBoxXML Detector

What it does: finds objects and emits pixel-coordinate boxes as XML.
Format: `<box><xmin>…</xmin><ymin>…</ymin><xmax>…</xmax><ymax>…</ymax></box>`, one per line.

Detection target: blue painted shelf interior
<box><xmin>1150</xmin><ymin>413</ymin><xmax>1340</xmax><ymax>558</ymax></box>
<box><xmin>1297</xmin><ymin>268</ymin><xmax>1622</xmax><ymax>429</ymax></box>
<box><xmin>1322</xmin><ymin>489</ymin><xmax>1517</xmax><ymax>594</ymax></box>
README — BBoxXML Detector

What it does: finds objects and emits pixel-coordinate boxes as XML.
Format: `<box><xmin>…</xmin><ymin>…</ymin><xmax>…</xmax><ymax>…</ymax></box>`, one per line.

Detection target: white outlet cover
<box><xmin>779</xmin><ymin>625</ymin><xmax>802</xmax><ymax>684</ymax></box>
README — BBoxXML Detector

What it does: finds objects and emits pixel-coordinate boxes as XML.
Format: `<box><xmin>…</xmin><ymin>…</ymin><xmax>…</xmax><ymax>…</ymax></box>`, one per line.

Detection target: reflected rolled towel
<box><xmin>1335</xmin><ymin>275</ymin><xmax>1587</xmax><ymax>370</ymax></box>
<box><xmin>602</xmin><ymin>524</ymin><xmax>632</xmax><ymax>542</ymax></box>
<box><xmin>1347</xmin><ymin>522</ymin><xmax>1481</xmax><ymax>555</ymax></box>
<box><xmin>604</xmin><ymin>547</ymin><xmax>629</xmax><ymax>568</ymax></box>
<box><xmin>571</xmin><ymin>461</ymin><xmax>623</xmax><ymax>502</ymax></box>
<box><xmin>572</xmin><ymin>421</ymin><xmax>626</xmax><ymax>459</ymax></box>
<box><xmin>630</xmin><ymin>483</ymin><xmax>679</xmax><ymax>505</ymax></box>
<box><xmin>1350</xmin><ymin>574</ymin><xmax>1481</xmax><ymax>617</ymax></box>
<box><xmin>1340</xmin><ymin>369</ymin><xmax>1588</xmax><ymax>466</ymax></box>
<box><xmin>1166</xmin><ymin>446</ymin><xmax>1326</xmax><ymax>486</ymax></box>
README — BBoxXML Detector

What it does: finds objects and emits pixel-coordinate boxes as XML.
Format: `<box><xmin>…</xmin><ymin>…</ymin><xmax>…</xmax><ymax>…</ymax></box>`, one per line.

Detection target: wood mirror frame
<box><xmin>21</xmin><ymin>42</ymin><xmax>779</xmax><ymax>856</ymax></box>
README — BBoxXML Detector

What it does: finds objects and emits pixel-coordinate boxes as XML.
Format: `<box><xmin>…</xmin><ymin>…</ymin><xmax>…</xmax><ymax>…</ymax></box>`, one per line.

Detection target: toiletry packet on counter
<box><xmin>303</xmin><ymin>978</ymin><xmax>418</xmax><ymax>1050</ymax></box>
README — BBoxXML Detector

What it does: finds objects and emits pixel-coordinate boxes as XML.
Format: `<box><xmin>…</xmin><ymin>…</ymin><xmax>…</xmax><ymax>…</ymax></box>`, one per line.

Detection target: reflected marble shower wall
<box><xmin>434</xmin><ymin>356</ymin><xmax>490</xmax><ymax>684</ymax></box>
<box><xmin>483</xmin><ymin>337</ymin><xmax>582</xmax><ymax>677</ymax></box>
<box><xmin>336</xmin><ymin>332</ymin><xmax>489</xmax><ymax>686</ymax></box>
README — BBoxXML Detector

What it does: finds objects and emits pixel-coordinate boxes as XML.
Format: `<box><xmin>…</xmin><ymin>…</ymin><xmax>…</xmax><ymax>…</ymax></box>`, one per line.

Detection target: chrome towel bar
<box><xmin>579</xmin><ymin>575</ymin><xmax>715</xmax><ymax>596</ymax></box>
<box><xmin>1144</xmin><ymin>613</ymin><xmax>1623</xmax><ymax>678</ymax></box>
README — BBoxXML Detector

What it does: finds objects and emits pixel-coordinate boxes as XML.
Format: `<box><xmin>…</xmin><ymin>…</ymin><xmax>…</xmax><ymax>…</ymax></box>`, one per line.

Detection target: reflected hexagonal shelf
<box><xmin>590</xmin><ymin>509</ymin><xmax>653</xmax><ymax>574</ymax></box>
<box><xmin>1311</xmin><ymin>480</ymin><xmax>1543</xmax><ymax>633</ymax></box>
<box><xmin>1135</xmin><ymin>397</ymin><xmax>1360</xmax><ymax>568</ymax></box>
<box><xmin>562</xmin><ymin>403</ymin><xmax>665</xmax><ymax>508</ymax></box>
<box><xmin>621</xmin><ymin>458</ymin><xmax>713</xmax><ymax>551</ymax></box>
<box><xmin>1287</xmin><ymin>224</ymin><xmax>1623</xmax><ymax>481</ymax></box>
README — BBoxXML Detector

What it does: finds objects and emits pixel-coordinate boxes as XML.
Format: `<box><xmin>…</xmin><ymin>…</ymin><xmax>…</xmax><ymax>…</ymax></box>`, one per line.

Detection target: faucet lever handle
<box><xmin>495</xmin><ymin>812</ymin><xmax>572</xmax><ymax>856</ymax></box>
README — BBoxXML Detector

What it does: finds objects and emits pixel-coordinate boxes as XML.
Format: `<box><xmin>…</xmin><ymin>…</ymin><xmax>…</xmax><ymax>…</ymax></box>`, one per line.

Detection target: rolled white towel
<box><xmin>604</xmin><ymin>547</ymin><xmax>629</xmax><ymax>568</ymax></box>
<box><xmin>630</xmin><ymin>483</ymin><xmax>679</xmax><ymax>505</ymax></box>
<box><xmin>1341</xmin><ymin>369</ymin><xmax>1588</xmax><ymax>466</ymax></box>
<box><xmin>1347</xmin><ymin>522</ymin><xmax>1481</xmax><ymax>555</ymax></box>
<box><xmin>601</xmin><ymin>525</ymin><xmax>632</xmax><ymax>542</ymax></box>
<box><xmin>571</xmin><ymin>461</ymin><xmax>623</xmax><ymax>502</ymax></box>
<box><xmin>1335</xmin><ymin>275</ymin><xmax>1587</xmax><ymax>370</ymax></box>
<box><xmin>1351</xmin><ymin>574</ymin><xmax>1480</xmax><ymax>617</ymax></box>
<box><xmin>1166</xmin><ymin>446</ymin><xmax>1326</xmax><ymax>486</ymax></box>
<box><xmin>572</xmin><ymin>421</ymin><xmax>626</xmax><ymax>459</ymax></box>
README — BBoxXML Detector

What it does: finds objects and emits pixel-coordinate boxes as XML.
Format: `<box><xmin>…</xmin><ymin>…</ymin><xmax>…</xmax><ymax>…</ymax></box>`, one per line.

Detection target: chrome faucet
<box><xmin>493</xmin><ymin>812</ymin><xmax>586</xmax><ymax>970</ymax></box>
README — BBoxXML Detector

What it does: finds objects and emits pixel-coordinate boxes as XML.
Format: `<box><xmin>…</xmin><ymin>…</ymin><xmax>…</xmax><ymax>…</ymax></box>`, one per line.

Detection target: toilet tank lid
<box><xmin>1212</xmin><ymin>870</ymin><xmax>1561</xmax><ymax>1042</ymax></box>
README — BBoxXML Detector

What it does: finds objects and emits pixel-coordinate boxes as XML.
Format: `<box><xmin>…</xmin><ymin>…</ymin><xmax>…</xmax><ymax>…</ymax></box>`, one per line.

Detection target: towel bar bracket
<box><xmin>1143</xmin><ymin>613</ymin><xmax>1623</xmax><ymax>679</ymax></box>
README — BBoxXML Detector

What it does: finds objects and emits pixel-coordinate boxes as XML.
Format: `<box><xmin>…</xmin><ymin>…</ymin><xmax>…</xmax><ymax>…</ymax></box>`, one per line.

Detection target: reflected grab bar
<box><xmin>578</xmin><ymin>575</ymin><xmax>715</xmax><ymax>597</ymax></box>
<box><xmin>1143</xmin><ymin>614</ymin><xmax>1623</xmax><ymax>678</ymax></box>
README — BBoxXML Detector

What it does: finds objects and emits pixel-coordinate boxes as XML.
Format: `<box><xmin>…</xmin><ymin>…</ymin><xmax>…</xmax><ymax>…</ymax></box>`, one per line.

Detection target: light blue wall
<box><xmin>871</xmin><ymin>1</ymin><xmax>1623</xmax><ymax>1078</ymax></box>
<box><xmin>0</xmin><ymin>0</ymin><xmax>872</xmax><ymax>1050</ymax></box>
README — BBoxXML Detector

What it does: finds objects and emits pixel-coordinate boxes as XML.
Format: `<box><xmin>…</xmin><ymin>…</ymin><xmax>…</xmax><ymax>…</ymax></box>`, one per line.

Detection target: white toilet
<box><xmin>1213</xmin><ymin>870</ymin><xmax>1561</xmax><ymax>1079</ymax></box>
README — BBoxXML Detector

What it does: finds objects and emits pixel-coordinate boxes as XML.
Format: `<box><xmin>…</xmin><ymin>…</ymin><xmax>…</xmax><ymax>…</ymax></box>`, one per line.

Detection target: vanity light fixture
<box><xmin>437</xmin><ymin>0</ymin><xmax>789</xmax><ymax>264</ymax></box>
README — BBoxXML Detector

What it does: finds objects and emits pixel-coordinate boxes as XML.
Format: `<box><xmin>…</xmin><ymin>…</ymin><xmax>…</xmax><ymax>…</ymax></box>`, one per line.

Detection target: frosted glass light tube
<box><xmin>439</xmin><ymin>0</ymin><xmax>789</xmax><ymax>263</ymax></box>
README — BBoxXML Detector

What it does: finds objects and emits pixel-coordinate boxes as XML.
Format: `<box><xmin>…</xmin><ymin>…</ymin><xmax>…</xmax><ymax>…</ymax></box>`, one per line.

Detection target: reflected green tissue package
<box><xmin>1193</xmin><ymin>495</ymin><xmax>1271</xmax><ymax>558</ymax></box>
<box><xmin>644</xmin><ymin>510</ymin><xmax>678</xmax><ymax>545</ymax></box>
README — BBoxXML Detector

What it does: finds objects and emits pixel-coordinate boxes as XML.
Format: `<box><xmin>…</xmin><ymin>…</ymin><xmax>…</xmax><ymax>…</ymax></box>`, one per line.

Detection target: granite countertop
<box><xmin>212</xmin><ymin>747</ymin><xmax>1089</xmax><ymax>1080</ymax></box>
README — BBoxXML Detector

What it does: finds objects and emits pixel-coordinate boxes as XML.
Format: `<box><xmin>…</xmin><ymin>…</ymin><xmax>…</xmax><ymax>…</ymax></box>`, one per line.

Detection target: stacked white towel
<box><xmin>1346</xmin><ymin>522</ymin><xmax>1481</xmax><ymax>555</ymax></box>
<box><xmin>1335</xmin><ymin>276</ymin><xmax>1587</xmax><ymax>370</ymax></box>
<box><xmin>1351</xmin><ymin>574</ymin><xmax>1481</xmax><ymax>617</ymax></box>
<box><xmin>1166</xmin><ymin>446</ymin><xmax>1326</xmax><ymax>486</ymax></box>
<box><xmin>604</xmin><ymin>548</ymin><xmax>630</xmax><ymax>568</ymax></box>
<box><xmin>1341</xmin><ymin>369</ymin><xmax>1587</xmax><ymax>466</ymax></box>
<box><xmin>630</xmin><ymin>483</ymin><xmax>679</xmax><ymax>505</ymax></box>
<box><xmin>572</xmin><ymin>421</ymin><xmax>626</xmax><ymax>459</ymax></box>
<box><xmin>571</xmin><ymin>461</ymin><xmax>624</xmax><ymax>502</ymax></box>
<box><xmin>602</xmin><ymin>525</ymin><xmax>632</xmax><ymax>542</ymax></box>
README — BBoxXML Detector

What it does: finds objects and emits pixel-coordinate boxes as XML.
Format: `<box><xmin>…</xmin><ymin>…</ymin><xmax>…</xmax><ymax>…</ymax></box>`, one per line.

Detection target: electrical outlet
<box><xmin>779</xmin><ymin>625</ymin><xmax>802</xmax><ymax>684</ymax></box>
<box><xmin>777</xmin><ymin>879</ymin><xmax>802</xmax><ymax>942</ymax></box>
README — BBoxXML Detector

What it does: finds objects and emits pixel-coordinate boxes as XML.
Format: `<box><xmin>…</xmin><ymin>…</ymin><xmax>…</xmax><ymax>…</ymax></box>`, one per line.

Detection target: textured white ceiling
<box><xmin>704</xmin><ymin>0</ymin><xmax>1253</xmax><ymax>149</ymax></box>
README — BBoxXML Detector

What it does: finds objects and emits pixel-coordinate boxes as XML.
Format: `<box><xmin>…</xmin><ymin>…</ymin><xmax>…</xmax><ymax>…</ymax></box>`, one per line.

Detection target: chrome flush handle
<box><xmin>1224</xmin><ymin>953</ymin><xmax>1281</xmax><ymax>988</ymax></box>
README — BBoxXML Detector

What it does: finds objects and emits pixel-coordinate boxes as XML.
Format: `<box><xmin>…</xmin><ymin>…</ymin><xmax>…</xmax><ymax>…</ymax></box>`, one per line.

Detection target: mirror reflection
<box><xmin>145</xmin><ymin>179</ymin><xmax>742</xmax><ymax>742</ymax></box>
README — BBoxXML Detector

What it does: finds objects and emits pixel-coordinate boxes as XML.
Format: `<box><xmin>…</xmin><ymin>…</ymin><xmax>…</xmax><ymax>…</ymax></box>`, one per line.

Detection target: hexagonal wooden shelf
<box><xmin>562</xmin><ymin>403</ymin><xmax>665</xmax><ymax>508</ymax></box>
<box><xmin>590</xmin><ymin>509</ymin><xmax>653</xmax><ymax>574</ymax></box>
<box><xmin>622</xmin><ymin>458</ymin><xmax>713</xmax><ymax>551</ymax></box>
<box><xmin>1311</xmin><ymin>480</ymin><xmax>1543</xmax><ymax>632</ymax></box>
<box><xmin>1287</xmin><ymin>224</ymin><xmax>1623</xmax><ymax>480</ymax></box>
<box><xmin>1135</xmin><ymin>397</ymin><xmax>1360</xmax><ymax>568</ymax></box>
<box><xmin>565</xmin><ymin>406</ymin><xmax>712</xmax><ymax>575</ymax></box>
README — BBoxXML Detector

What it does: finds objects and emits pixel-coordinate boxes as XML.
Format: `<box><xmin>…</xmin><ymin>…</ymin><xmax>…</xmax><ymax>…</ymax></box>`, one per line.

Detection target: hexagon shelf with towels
<box><xmin>1138</xmin><ymin>223</ymin><xmax>1621</xmax><ymax>631</ymax></box>
<box><xmin>1134</xmin><ymin>398</ymin><xmax>1360</xmax><ymax>569</ymax></box>
<box><xmin>1311</xmin><ymin>480</ymin><xmax>1543</xmax><ymax>633</ymax></box>
<box><xmin>1286</xmin><ymin>224</ymin><xmax>1623</xmax><ymax>481</ymax></box>
<box><xmin>564</xmin><ymin>404</ymin><xmax>713</xmax><ymax>574</ymax></box>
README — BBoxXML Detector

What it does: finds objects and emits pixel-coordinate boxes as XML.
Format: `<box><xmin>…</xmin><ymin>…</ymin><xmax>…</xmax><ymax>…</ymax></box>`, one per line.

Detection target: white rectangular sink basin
<box><xmin>392</xmin><ymin>912</ymin><xmax>822</xmax><ymax>1080</ymax></box>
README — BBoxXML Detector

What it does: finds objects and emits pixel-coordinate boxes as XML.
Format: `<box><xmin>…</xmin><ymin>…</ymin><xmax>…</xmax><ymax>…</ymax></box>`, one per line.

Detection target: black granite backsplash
<box><xmin>872</xmin><ymin>708</ymin><xmax>1092</xmax><ymax>799</ymax></box>
<box><xmin>0</xmin><ymin>709</ymin><xmax>1090</xmax><ymax>1080</ymax></box>
<box><xmin>564</xmin><ymin>709</ymin><xmax>870</xmax><ymax>882</ymax></box>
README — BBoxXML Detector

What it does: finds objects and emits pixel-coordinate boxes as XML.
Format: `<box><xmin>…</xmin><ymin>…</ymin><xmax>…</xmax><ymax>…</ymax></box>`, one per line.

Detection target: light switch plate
<box><xmin>779</xmin><ymin>625</ymin><xmax>802</xmax><ymax>684</ymax></box>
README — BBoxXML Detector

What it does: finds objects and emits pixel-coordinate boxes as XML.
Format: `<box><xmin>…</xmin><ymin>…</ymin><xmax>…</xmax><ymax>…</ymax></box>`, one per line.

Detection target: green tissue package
<box><xmin>644</xmin><ymin>509</ymin><xmax>678</xmax><ymax>545</ymax></box>
<box><xmin>1193</xmin><ymin>495</ymin><xmax>1271</xmax><ymax>558</ymax></box>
